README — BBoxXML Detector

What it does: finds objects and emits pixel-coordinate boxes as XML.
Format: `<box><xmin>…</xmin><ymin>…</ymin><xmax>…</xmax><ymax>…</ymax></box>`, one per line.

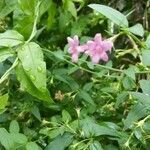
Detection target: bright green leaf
<box><xmin>128</xmin><ymin>23</ymin><xmax>144</xmax><ymax>37</ymax></box>
<box><xmin>15</xmin><ymin>62</ymin><xmax>52</xmax><ymax>102</ymax></box>
<box><xmin>17</xmin><ymin>42</ymin><xmax>47</xmax><ymax>91</ymax></box>
<box><xmin>62</xmin><ymin>109</ymin><xmax>72</xmax><ymax>123</ymax></box>
<box><xmin>88</xmin><ymin>4</ymin><xmax>128</xmax><ymax>28</ymax></box>
<box><xmin>26</xmin><ymin>142</ymin><xmax>41</xmax><ymax>150</ymax></box>
<box><xmin>142</xmin><ymin>49</ymin><xmax>150</xmax><ymax>66</ymax></box>
<box><xmin>0</xmin><ymin>48</ymin><xmax>14</xmax><ymax>62</ymax></box>
<box><xmin>0</xmin><ymin>0</ymin><xmax>17</xmax><ymax>19</ymax></box>
<box><xmin>47</xmin><ymin>0</ymin><xmax>56</xmax><ymax>30</ymax></box>
<box><xmin>9</xmin><ymin>120</ymin><xmax>20</xmax><ymax>133</ymax></box>
<box><xmin>0</xmin><ymin>93</ymin><xmax>8</xmax><ymax>110</ymax></box>
<box><xmin>139</xmin><ymin>80</ymin><xmax>150</xmax><ymax>95</ymax></box>
<box><xmin>0</xmin><ymin>30</ymin><xmax>24</xmax><ymax>47</ymax></box>
<box><xmin>11</xmin><ymin>133</ymin><xmax>27</xmax><ymax>144</ymax></box>
<box><xmin>123</xmin><ymin>103</ymin><xmax>150</xmax><ymax>129</ymax></box>
<box><xmin>0</xmin><ymin>128</ymin><xmax>14</xmax><ymax>149</ymax></box>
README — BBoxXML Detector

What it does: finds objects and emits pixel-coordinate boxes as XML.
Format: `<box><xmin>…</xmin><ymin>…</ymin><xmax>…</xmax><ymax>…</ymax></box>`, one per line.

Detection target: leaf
<box><xmin>10</xmin><ymin>133</ymin><xmax>27</xmax><ymax>144</ymax></box>
<box><xmin>63</xmin><ymin>0</ymin><xmax>77</xmax><ymax>19</ymax></box>
<box><xmin>124</xmin><ymin>66</ymin><xmax>136</xmax><ymax>80</ymax></box>
<box><xmin>53</xmin><ymin>50</ymin><xmax>65</xmax><ymax>60</ymax></box>
<box><xmin>139</xmin><ymin>80</ymin><xmax>150</xmax><ymax>95</ymax></box>
<box><xmin>89</xmin><ymin>141</ymin><xmax>103</xmax><ymax>150</ymax></box>
<box><xmin>77</xmin><ymin>90</ymin><xmax>95</xmax><ymax>105</ymax></box>
<box><xmin>128</xmin><ymin>23</ymin><xmax>144</xmax><ymax>37</ymax></box>
<box><xmin>31</xmin><ymin>105</ymin><xmax>41</xmax><ymax>121</ymax></box>
<box><xmin>13</xmin><ymin>14</ymin><xmax>34</xmax><ymax>40</ymax></box>
<box><xmin>131</xmin><ymin>92</ymin><xmax>150</xmax><ymax>105</ymax></box>
<box><xmin>15</xmin><ymin>62</ymin><xmax>52</xmax><ymax>102</ymax></box>
<box><xmin>0</xmin><ymin>93</ymin><xmax>8</xmax><ymax>110</ymax></box>
<box><xmin>0</xmin><ymin>128</ymin><xmax>14</xmax><ymax>149</ymax></box>
<box><xmin>62</xmin><ymin>109</ymin><xmax>72</xmax><ymax>123</ymax></box>
<box><xmin>0</xmin><ymin>48</ymin><xmax>14</xmax><ymax>62</ymax></box>
<box><xmin>123</xmin><ymin>103</ymin><xmax>150</xmax><ymax>129</ymax></box>
<box><xmin>45</xmin><ymin>133</ymin><xmax>73</xmax><ymax>150</ymax></box>
<box><xmin>146</xmin><ymin>35</ymin><xmax>150</xmax><ymax>48</ymax></box>
<box><xmin>88</xmin><ymin>4</ymin><xmax>128</xmax><ymax>28</ymax></box>
<box><xmin>142</xmin><ymin>49</ymin><xmax>150</xmax><ymax>66</ymax></box>
<box><xmin>0</xmin><ymin>0</ymin><xmax>17</xmax><ymax>19</ymax></box>
<box><xmin>81</xmin><ymin>118</ymin><xmax>120</xmax><ymax>138</ymax></box>
<box><xmin>47</xmin><ymin>0</ymin><xmax>56</xmax><ymax>30</ymax></box>
<box><xmin>0</xmin><ymin>30</ymin><xmax>24</xmax><ymax>47</ymax></box>
<box><xmin>17</xmin><ymin>42</ymin><xmax>47</xmax><ymax>92</ymax></box>
<box><xmin>115</xmin><ymin>92</ymin><xmax>129</xmax><ymax>108</ymax></box>
<box><xmin>122</xmin><ymin>76</ymin><xmax>136</xmax><ymax>90</ymax></box>
<box><xmin>18</xmin><ymin>0</ymin><xmax>36</xmax><ymax>15</ymax></box>
<box><xmin>9</xmin><ymin>120</ymin><xmax>20</xmax><ymax>133</ymax></box>
<box><xmin>26</xmin><ymin>142</ymin><xmax>41</xmax><ymax>150</ymax></box>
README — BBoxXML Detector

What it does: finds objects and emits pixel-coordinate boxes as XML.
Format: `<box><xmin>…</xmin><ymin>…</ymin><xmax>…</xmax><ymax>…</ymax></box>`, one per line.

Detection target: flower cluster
<box><xmin>67</xmin><ymin>33</ymin><xmax>113</xmax><ymax>64</ymax></box>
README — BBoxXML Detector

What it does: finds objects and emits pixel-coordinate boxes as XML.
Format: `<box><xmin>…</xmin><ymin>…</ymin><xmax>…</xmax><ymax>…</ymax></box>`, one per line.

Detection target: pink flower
<box><xmin>67</xmin><ymin>35</ymin><xmax>87</xmax><ymax>62</ymax></box>
<box><xmin>85</xmin><ymin>33</ymin><xmax>113</xmax><ymax>64</ymax></box>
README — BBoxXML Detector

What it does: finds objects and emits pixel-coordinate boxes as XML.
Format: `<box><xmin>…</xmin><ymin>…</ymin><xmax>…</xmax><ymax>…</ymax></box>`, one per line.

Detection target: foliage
<box><xmin>0</xmin><ymin>0</ymin><xmax>150</xmax><ymax>149</ymax></box>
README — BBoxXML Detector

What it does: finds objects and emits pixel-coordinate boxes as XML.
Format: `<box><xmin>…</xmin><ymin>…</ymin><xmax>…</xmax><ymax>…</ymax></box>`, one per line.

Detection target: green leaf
<box><xmin>0</xmin><ymin>94</ymin><xmax>8</xmax><ymax>111</ymax></box>
<box><xmin>26</xmin><ymin>142</ymin><xmax>41</xmax><ymax>150</ymax></box>
<box><xmin>131</xmin><ymin>92</ymin><xmax>150</xmax><ymax>105</ymax></box>
<box><xmin>89</xmin><ymin>141</ymin><xmax>103</xmax><ymax>150</ymax></box>
<box><xmin>124</xmin><ymin>66</ymin><xmax>136</xmax><ymax>80</ymax></box>
<box><xmin>77</xmin><ymin>90</ymin><xmax>95</xmax><ymax>105</ymax></box>
<box><xmin>10</xmin><ymin>133</ymin><xmax>27</xmax><ymax>144</ymax></box>
<box><xmin>115</xmin><ymin>92</ymin><xmax>129</xmax><ymax>108</ymax></box>
<box><xmin>0</xmin><ymin>0</ymin><xmax>17</xmax><ymax>19</ymax></box>
<box><xmin>13</xmin><ymin>14</ymin><xmax>34</xmax><ymax>40</ymax></box>
<box><xmin>45</xmin><ymin>133</ymin><xmax>73</xmax><ymax>150</ymax></box>
<box><xmin>47</xmin><ymin>0</ymin><xmax>56</xmax><ymax>30</ymax></box>
<box><xmin>139</xmin><ymin>80</ymin><xmax>150</xmax><ymax>95</ymax></box>
<box><xmin>128</xmin><ymin>23</ymin><xmax>144</xmax><ymax>37</ymax></box>
<box><xmin>81</xmin><ymin>118</ymin><xmax>120</xmax><ymax>138</ymax></box>
<box><xmin>0</xmin><ymin>30</ymin><xmax>24</xmax><ymax>47</ymax></box>
<box><xmin>15</xmin><ymin>62</ymin><xmax>52</xmax><ymax>102</ymax></box>
<box><xmin>122</xmin><ymin>76</ymin><xmax>136</xmax><ymax>90</ymax></box>
<box><xmin>0</xmin><ymin>128</ymin><xmax>14</xmax><ymax>149</ymax></box>
<box><xmin>9</xmin><ymin>120</ymin><xmax>20</xmax><ymax>133</ymax></box>
<box><xmin>17</xmin><ymin>42</ymin><xmax>47</xmax><ymax>92</ymax></box>
<box><xmin>62</xmin><ymin>109</ymin><xmax>72</xmax><ymax>123</ymax></box>
<box><xmin>142</xmin><ymin>49</ymin><xmax>150</xmax><ymax>66</ymax></box>
<box><xmin>88</xmin><ymin>4</ymin><xmax>128</xmax><ymax>28</ymax></box>
<box><xmin>31</xmin><ymin>105</ymin><xmax>41</xmax><ymax>121</ymax></box>
<box><xmin>146</xmin><ymin>35</ymin><xmax>150</xmax><ymax>48</ymax></box>
<box><xmin>123</xmin><ymin>103</ymin><xmax>150</xmax><ymax>129</ymax></box>
<box><xmin>0</xmin><ymin>48</ymin><xmax>14</xmax><ymax>62</ymax></box>
<box><xmin>63</xmin><ymin>0</ymin><xmax>77</xmax><ymax>19</ymax></box>
<box><xmin>18</xmin><ymin>0</ymin><xmax>35</xmax><ymax>15</ymax></box>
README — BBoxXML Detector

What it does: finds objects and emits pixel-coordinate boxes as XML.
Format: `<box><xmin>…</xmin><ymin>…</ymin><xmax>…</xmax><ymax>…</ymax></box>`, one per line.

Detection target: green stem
<box><xmin>26</xmin><ymin>1</ymin><xmax>41</xmax><ymax>43</ymax></box>
<box><xmin>0</xmin><ymin>58</ymin><xmax>19</xmax><ymax>84</ymax></box>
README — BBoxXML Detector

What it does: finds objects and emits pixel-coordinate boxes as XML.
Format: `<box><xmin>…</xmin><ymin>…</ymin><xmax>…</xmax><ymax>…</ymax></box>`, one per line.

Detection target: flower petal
<box><xmin>102</xmin><ymin>40</ymin><xmax>113</xmax><ymax>51</ymax></box>
<box><xmin>94</xmin><ymin>33</ymin><xmax>102</xmax><ymax>44</ymax></box>
<box><xmin>91</xmin><ymin>54</ymin><xmax>101</xmax><ymax>64</ymax></box>
<box><xmin>101</xmin><ymin>52</ymin><xmax>108</xmax><ymax>62</ymax></box>
<box><xmin>72</xmin><ymin>52</ymin><xmax>79</xmax><ymax>62</ymax></box>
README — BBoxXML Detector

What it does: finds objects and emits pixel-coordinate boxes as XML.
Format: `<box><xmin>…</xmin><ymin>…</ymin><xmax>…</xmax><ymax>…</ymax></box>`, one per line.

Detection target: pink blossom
<box><xmin>85</xmin><ymin>33</ymin><xmax>113</xmax><ymax>64</ymax></box>
<box><xmin>67</xmin><ymin>35</ymin><xmax>87</xmax><ymax>62</ymax></box>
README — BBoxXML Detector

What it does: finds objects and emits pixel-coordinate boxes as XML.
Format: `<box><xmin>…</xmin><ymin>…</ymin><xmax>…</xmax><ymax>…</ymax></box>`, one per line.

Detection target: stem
<box><xmin>43</xmin><ymin>49</ymin><xmax>150</xmax><ymax>76</ymax></box>
<box><xmin>26</xmin><ymin>1</ymin><xmax>41</xmax><ymax>43</ymax></box>
<box><xmin>0</xmin><ymin>58</ymin><xmax>19</xmax><ymax>84</ymax></box>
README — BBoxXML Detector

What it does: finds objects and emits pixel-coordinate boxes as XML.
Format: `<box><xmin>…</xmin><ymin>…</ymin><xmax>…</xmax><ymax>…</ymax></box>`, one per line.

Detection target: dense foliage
<box><xmin>0</xmin><ymin>0</ymin><xmax>150</xmax><ymax>149</ymax></box>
